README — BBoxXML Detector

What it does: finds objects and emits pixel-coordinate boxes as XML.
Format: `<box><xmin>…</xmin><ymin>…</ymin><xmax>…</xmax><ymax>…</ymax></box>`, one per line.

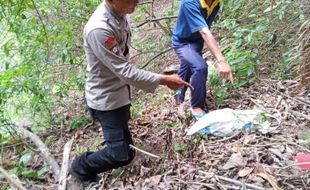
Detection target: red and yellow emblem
<box><xmin>103</xmin><ymin>37</ymin><xmax>117</xmax><ymax>50</ymax></box>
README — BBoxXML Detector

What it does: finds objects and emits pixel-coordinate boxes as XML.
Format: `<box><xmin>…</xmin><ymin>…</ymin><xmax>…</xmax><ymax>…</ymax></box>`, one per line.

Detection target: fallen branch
<box><xmin>58</xmin><ymin>138</ymin><xmax>74</xmax><ymax>190</ymax></box>
<box><xmin>144</xmin><ymin>9</ymin><xmax>172</xmax><ymax>35</ymax></box>
<box><xmin>140</xmin><ymin>47</ymin><xmax>173</xmax><ymax>69</ymax></box>
<box><xmin>257</xmin><ymin>173</ymin><xmax>281</xmax><ymax>190</ymax></box>
<box><xmin>138</xmin><ymin>1</ymin><xmax>153</xmax><ymax>5</ymax></box>
<box><xmin>216</xmin><ymin>131</ymin><xmax>241</xmax><ymax>143</ymax></box>
<box><xmin>16</xmin><ymin>122</ymin><xmax>60</xmax><ymax>181</ymax></box>
<box><xmin>198</xmin><ymin>170</ymin><xmax>265</xmax><ymax>190</ymax></box>
<box><xmin>290</xmin><ymin>110</ymin><xmax>310</xmax><ymax>121</ymax></box>
<box><xmin>287</xmin><ymin>141</ymin><xmax>310</xmax><ymax>153</ymax></box>
<box><xmin>257</xmin><ymin>77</ymin><xmax>310</xmax><ymax>106</ymax></box>
<box><xmin>277</xmin><ymin>162</ymin><xmax>310</xmax><ymax>173</ymax></box>
<box><xmin>0</xmin><ymin>166</ymin><xmax>27</xmax><ymax>190</ymax></box>
<box><xmin>135</xmin><ymin>16</ymin><xmax>177</xmax><ymax>28</ymax></box>
<box><xmin>131</xmin><ymin>50</ymin><xmax>162</xmax><ymax>60</ymax></box>
<box><xmin>173</xmin><ymin>178</ymin><xmax>215</xmax><ymax>189</ymax></box>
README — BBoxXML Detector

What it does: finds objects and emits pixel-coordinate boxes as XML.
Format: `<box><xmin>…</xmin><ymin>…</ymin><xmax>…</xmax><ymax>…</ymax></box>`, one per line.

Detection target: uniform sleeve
<box><xmin>86</xmin><ymin>29</ymin><xmax>161</xmax><ymax>92</ymax></box>
<box><xmin>182</xmin><ymin>2</ymin><xmax>208</xmax><ymax>33</ymax></box>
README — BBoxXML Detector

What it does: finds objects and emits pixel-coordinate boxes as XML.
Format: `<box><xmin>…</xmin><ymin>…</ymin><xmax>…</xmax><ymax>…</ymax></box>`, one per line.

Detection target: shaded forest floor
<box><xmin>1</xmin><ymin>0</ymin><xmax>309</xmax><ymax>189</ymax></box>
<box><xmin>38</xmin><ymin>1</ymin><xmax>310</xmax><ymax>189</ymax></box>
<box><xmin>5</xmin><ymin>71</ymin><xmax>309</xmax><ymax>189</ymax></box>
<box><xmin>65</xmin><ymin>69</ymin><xmax>310</xmax><ymax>190</ymax></box>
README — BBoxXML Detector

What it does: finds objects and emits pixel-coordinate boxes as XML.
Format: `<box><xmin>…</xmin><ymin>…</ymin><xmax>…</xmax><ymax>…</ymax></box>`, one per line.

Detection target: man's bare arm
<box><xmin>199</xmin><ymin>27</ymin><xmax>232</xmax><ymax>80</ymax></box>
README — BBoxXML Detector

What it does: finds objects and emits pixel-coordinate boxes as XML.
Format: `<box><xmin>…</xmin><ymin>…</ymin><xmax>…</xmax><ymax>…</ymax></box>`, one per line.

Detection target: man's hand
<box><xmin>217</xmin><ymin>60</ymin><xmax>233</xmax><ymax>82</ymax></box>
<box><xmin>159</xmin><ymin>74</ymin><xmax>193</xmax><ymax>91</ymax></box>
<box><xmin>199</xmin><ymin>27</ymin><xmax>233</xmax><ymax>82</ymax></box>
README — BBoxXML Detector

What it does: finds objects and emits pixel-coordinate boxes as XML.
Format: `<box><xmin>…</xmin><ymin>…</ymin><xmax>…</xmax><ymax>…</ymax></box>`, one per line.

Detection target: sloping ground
<box><xmin>73</xmin><ymin>0</ymin><xmax>310</xmax><ymax>189</ymax></box>
<box><xmin>293</xmin><ymin>20</ymin><xmax>310</xmax><ymax>95</ymax></box>
<box><xmin>13</xmin><ymin>74</ymin><xmax>308</xmax><ymax>189</ymax></box>
<box><xmin>82</xmin><ymin>76</ymin><xmax>309</xmax><ymax>190</ymax></box>
<box><xmin>2</xmin><ymin>1</ymin><xmax>309</xmax><ymax>189</ymax></box>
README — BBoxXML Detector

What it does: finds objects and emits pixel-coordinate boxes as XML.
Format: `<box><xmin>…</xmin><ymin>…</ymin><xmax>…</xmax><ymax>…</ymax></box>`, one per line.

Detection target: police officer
<box><xmin>173</xmin><ymin>0</ymin><xmax>232</xmax><ymax>118</ymax></box>
<box><xmin>70</xmin><ymin>0</ymin><xmax>192</xmax><ymax>187</ymax></box>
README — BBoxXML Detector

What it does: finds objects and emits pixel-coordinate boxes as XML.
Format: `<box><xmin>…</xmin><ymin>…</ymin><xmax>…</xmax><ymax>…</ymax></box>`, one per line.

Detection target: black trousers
<box><xmin>71</xmin><ymin>104</ymin><xmax>135</xmax><ymax>177</ymax></box>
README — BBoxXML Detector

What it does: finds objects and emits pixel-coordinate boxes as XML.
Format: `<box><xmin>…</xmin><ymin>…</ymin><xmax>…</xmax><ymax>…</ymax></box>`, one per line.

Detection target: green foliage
<box><xmin>162</xmin><ymin>9</ymin><xmax>175</xmax><ymax>28</ymax></box>
<box><xmin>172</xmin><ymin>141</ymin><xmax>185</xmax><ymax>152</ymax></box>
<box><xmin>134</xmin><ymin>4</ymin><xmax>149</xmax><ymax>22</ymax></box>
<box><xmin>298</xmin><ymin>130</ymin><xmax>310</xmax><ymax>147</ymax></box>
<box><xmin>252</xmin><ymin>112</ymin><xmax>269</xmax><ymax>130</ymax></box>
<box><xmin>132</xmin><ymin>35</ymin><xmax>156</xmax><ymax>53</ymax></box>
<box><xmin>163</xmin><ymin>121</ymin><xmax>179</xmax><ymax>128</ymax></box>
<box><xmin>208</xmin><ymin>0</ymin><xmax>305</xmax><ymax>106</ymax></box>
<box><xmin>150</xmin><ymin>88</ymin><xmax>166</xmax><ymax>106</ymax></box>
<box><xmin>19</xmin><ymin>152</ymin><xmax>33</xmax><ymax>166</ymax></box>
<box><xmin>0</xmin><ymin>0</ymin><xmax>100</xmax><ymax>134</ymax></box>
<box><xmin>45</xmin><ymin>135</ymin><xmax>58</xmax><ymax>145</ymax></box>
<box><xmin>131</xmin><ymin>100</ymin><xmax>145</xmax><ymax>118</ymax></box>
<box><xmin>75</xmin><ymin>145</ymin><xmax>88</xmax><ymax>155</ymax></box>
<box><xmin>193</xmin><ymin>134</ymin><xmax>208</xmax><ymax>144</ymax></box>
<box><xmin>0</xmin><ymin>1</ymin><xmax>101</xmax><ymax>181</ymax></box>
<box><xmin>0</xmin><ymin>151</ymin><xmax>49</xmax><ymax>180</ymax></box>
<box><xmin>70</xmin><ymin>116</ymin><xmax>91</xmax><ymax>129</ymax></box>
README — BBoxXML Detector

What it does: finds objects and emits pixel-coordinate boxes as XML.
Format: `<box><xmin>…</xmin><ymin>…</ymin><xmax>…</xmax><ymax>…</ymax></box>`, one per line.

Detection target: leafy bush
<box><xmin>208</xmin><ymin>0</ymin><xmax>306</xmax><ymax>105</ymax></box>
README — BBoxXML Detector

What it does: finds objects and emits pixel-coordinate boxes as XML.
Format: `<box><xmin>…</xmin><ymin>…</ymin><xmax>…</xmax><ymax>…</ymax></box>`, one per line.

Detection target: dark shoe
<box><xmin>69</xmin><ymin>167</ymin><xmax>100</xmax><ymax>188</ymax></box>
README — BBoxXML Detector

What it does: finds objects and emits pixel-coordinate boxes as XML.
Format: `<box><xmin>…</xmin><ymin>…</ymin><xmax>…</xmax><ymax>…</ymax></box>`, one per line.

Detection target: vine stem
<box><xmin>30</xmin><ymin>0</ymin><xmax>51</xmax><ymax>64</ymax></box>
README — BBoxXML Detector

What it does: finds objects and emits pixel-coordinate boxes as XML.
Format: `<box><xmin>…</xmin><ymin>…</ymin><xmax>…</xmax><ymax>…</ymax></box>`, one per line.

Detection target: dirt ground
<box><xmin>68</xmin><ymin>0</ymin><xmax>310</xmax><ymax>189</ymax></box>
<box><xmin>2</xmin><ymin>0</ymin><xmax>309</xmax><ymax>189</ymax></box>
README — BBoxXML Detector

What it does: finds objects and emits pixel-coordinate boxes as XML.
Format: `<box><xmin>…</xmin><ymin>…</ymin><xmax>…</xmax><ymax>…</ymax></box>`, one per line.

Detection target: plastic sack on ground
<box><xmin>187</xmin><ymin>108</ymin><xmax>270</xmax><ymax>137</ymax></box>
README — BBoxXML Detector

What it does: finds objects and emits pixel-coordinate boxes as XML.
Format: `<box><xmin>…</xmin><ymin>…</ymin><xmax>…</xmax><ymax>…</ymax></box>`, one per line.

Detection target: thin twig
<box><xmin>0</xmin><ymin>166</ymin><xmax>27</xmax><ymax>190</ymax></box>
<box><xmin>277</xmin><ymin>162</ymin><xmax>310</xmax><ymax>173</ymax></box>
<box><xmin>138</xmin><ymin>1</ymin><xmax>153</xmax><ymax>5</ymax></box>
<box><xmin>198</xmin><ymin>171</ymin><xmax>265</xmax><ymax>190</ymax></box>
<box><xmin>135</xmin><ymin>16</ymin><xmax>177</xmax><ymax>28</ymax></box>
<box><xmin>30</xmin><ymin>0</ymin><xmax>50</xmax><ymax>63</ymax></box>
<box><xmin>257</xmin><ymin>77</ymin><xmax>310</xmax><ymax>106</ymax></box>
<box><xmin>144</xmin><ymin>9</ymin><xmax>171</xmax><ymax>35</ymax></box>
<box><xmin>216</xmin><ymin>131</ymin><xmax>241</xmax><ymax>142</ymax></box>
<box><xmin>290</xmin><ymin>110</ymin><xmax>310</xmax><ymax>121</ymax></box>
<box><xmin>129</xmin><ymin>144</ymin><xmax>160</xmax><ymax>159</ymax></box>
<box><xmin>173</xmin><ymin>179</ymin><xmax>215</xmax><ymax>189</ymax></box>
<box><xmin>140</xmin><ymin>47</ymin><xmax>173</xmax><ymax>69</ymax></box>
<box><xmin>287</xmin><ymin>141</ymin><xmax>310</xmax><ymax>153</ymax></box>
<box><xmin>109</xmin><ymin>169</ymin><xmax>125</xmax><ymax>187</ymax></box>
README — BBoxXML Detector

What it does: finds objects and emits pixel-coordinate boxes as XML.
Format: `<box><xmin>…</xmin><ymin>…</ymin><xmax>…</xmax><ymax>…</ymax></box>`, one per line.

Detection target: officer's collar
<box><xmin>199</xmin><ymin>0</ymin><xmax>221</xmax><ymax>16</ymax></box>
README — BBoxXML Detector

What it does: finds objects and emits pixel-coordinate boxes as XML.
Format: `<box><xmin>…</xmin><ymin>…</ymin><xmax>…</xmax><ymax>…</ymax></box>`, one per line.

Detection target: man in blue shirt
<box><xmin>173</xmin><ymin>0</ymin><xmax>232</xmax><ymax>118</ymax></box>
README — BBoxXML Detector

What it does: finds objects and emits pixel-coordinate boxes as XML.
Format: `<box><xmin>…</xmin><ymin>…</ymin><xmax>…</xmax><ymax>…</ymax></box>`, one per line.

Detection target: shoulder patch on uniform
<box><xmin>103</xmin><ymin>36</ymin><xmax>120</xmax><ymax>55</ymax></box>
<box><xmin>103</xmin><ymin>36</ymin><xmax>117</xmax><ymax>50</ymax></box>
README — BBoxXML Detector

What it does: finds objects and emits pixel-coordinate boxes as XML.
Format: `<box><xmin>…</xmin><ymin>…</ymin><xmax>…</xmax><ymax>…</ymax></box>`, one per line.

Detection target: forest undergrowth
<box><xmin>0</xmin><ymin>0</ymin><xmax>309</xmax><ymax>189</ymax></box>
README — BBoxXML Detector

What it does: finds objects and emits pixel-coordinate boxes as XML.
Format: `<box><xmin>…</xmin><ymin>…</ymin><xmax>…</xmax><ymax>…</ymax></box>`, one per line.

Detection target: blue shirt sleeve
<box><xmin>182</xmin><ymin>2</ymin><xmax>208</xmax><ymax>33</ymax></box>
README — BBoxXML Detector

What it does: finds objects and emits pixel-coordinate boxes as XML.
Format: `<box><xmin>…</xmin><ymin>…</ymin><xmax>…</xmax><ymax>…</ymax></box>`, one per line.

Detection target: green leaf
<box><xmin>70</xmin><ymin>116</ymin><xmax>91</xmax><ymax>129</ymax></box>
<box><xmin>22</xmin><ymin>169</ymin><xmax>38</xmax><ymax>178</ymax></box>
<box><xmin>10</xmin><ymin>166</ymin><xmax>23</xmax><ymax>175</ymax></box>
<box><xmin>19</xmin><ymin>152</ymin><xmax>33</xmax><ymax>165</ymax></box>
<box><xmin>37</xmin><ymin>166</ymin><xmax>49</xmax><ymax>176</ymax></box>
<box><xmin>173</xmin><ymin>142</ymin><xmax>184</xmax><ymax>152</ymax></box>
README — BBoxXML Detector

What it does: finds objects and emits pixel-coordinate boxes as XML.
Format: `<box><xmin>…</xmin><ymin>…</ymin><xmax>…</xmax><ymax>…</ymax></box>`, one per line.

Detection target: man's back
<box><xmin>172</xmin><ymin>0</ymin><xmax>220</xmax><ymax>43</ymax></box>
